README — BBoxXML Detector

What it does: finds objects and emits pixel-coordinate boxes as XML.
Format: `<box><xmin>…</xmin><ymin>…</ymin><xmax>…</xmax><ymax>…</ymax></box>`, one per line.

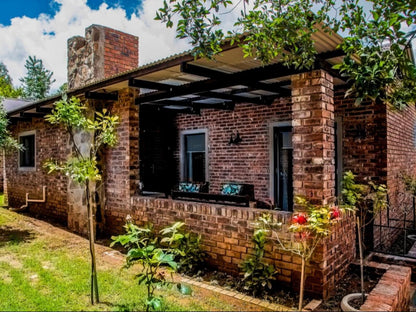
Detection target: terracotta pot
<box><xmin>340</xmin><ymin>293</ymin><xmax>368</xmax><ymax>312</ymax></box>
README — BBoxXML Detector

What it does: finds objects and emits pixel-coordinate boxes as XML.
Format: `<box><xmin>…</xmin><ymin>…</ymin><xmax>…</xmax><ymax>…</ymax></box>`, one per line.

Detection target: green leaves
<box><xmin>240</xmin><ymin>219</ymin><xmax>276</xmax><ymax>296</ymax></box>
<box><xmin>44</xmin><ymin>96</ymin><xmax>119</xmax><ymax>185</ymax></box>
<box><xmin>157</xmin><ymin>0</ymin><xmax>416</xmax><ymax>109</ymax></box>
<box><xmin>19</xmin><ymin>55</ymin><xmax>55</xmax><ymax>100</ymax></box>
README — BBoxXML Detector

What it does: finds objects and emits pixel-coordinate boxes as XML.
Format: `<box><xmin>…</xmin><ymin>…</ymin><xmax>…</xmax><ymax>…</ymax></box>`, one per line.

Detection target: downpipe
<box><xmin>10</xmin><ymin>186</ymin><xmax>47</xmax><ymax>212</ymax></box>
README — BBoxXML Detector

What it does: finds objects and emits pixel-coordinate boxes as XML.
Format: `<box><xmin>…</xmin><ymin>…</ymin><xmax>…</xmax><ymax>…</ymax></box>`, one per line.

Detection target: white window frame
<box><xmin>180</xmin><ymin>129</ymin><xmax>209</xmax><ymax>182</ymax></box>
<box><xmin>18</xmin><ymin>130</ymin><xmax>36</xmax><ymax>171</ymax></box>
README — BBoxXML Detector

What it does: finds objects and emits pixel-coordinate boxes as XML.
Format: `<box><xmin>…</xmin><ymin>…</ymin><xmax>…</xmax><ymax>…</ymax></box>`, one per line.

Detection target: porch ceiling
<box><xmin>7</xmin><ymin>27</ymin><xmax>347</xmax><ymax>120</ymax></box>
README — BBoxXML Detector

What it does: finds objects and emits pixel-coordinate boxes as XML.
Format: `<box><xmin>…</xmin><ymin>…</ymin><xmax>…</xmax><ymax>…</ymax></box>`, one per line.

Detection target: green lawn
<box><xmin>0</xmin><ymin>208</ymin><xmax>258</xmax><ymax>311</ymax></box>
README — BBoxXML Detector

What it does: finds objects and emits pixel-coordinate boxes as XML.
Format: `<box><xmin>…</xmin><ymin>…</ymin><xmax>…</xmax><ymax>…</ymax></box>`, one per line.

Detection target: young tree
<box><xmin>341</xmin><ymin>171</ymin><xmax>387</xmax><ymax>304</ymax></box>
<box><xmin>45</xmin><ymin>96</ymin><xmax>119</xmax><ymax>304</ymax></box>
<box><xmin>257</xmin><ymin>197</ymin><xmax>342</xmax><ymax>310</ymax></box>
<box><xmin>0</xmin><ymin>99</ymin><xmax>23</xmax><ymax>206</ymax></box>
<box><xmin>156</xmin><ymin>0</ymin><xmax>416</xmax><ymax>109</ymax></box>
<box><xmin>20</xmin><ymin>56</ymin><xmax>55</xmax><ymax>100</ymax></box>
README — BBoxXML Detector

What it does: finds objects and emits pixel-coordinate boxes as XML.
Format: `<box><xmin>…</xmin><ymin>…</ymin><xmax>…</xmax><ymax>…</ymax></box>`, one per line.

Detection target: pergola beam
<box><xmin>85</xmin><ymin>91</ymin><xmax>119</xmax><ymax>101</ymax></box>
<box><xmin>129</xmin><ymin>78</ymin><xmax>175</xmax><ymax>91</ymax></box>
<box><xmin>137</xmin><ymin>62</ymin><xmax>305</xmax><ymax>104</ymax></box>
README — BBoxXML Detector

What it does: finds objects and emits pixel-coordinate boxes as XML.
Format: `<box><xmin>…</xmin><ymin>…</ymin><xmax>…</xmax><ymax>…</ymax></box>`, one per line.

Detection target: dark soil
<box><xmin>317</xmin><ymin>264</ymin><xmax>384</xmax><ymax>311</ymax></box>
<box><xmin>185</xmin><ymin>264</ymin><xmax>384</xmax><ymax>311</ymax></box>
<box><xmin>190</xmin><ymin>270</ymin><xmax>301</xmax><ymax>309</ymax></box>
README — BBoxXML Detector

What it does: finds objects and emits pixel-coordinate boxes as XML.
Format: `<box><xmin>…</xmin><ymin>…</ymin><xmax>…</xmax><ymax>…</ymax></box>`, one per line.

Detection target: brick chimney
<box><xmin>67</xmin><ymin>24</ymin><xmax>139</xmax><ymax>89</ymax></box>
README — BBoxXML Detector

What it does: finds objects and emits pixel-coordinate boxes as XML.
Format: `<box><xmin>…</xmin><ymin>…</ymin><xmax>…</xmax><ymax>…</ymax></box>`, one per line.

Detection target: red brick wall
<box><xmin>103</xmin><ymin>88</ymin><xmax>139</xmax><ymax>229</ymax></box>
<box><xmin>174</xmin><ymin>97</ymin><xmax>292</xmax><ymax>203</ymax></box>
<box><xmin>103</xmin><ymin>196</ymin><xmax>355</xmax><ymax>299</ymax></box>
<box><xmin>291</xmin><ymin>70</ymin><xmax>335</xmax><ymax>206</ymax></box>
<box><xmin>103</xmin><ymin>27</ymin><xmax>139</xmax><ymax>78</ymax></box>
<box><xmin>360</xmin><ymin>265</ymin><xmax>411</xmax><ymax>311</ymax></box>
<box><xmin>334</xmin><ymin>90</ymin><xmax>387</xmax><ymax>184</ymax></box>
<box><xmin>7</xmin><ymin>119</ymin><xmax>70</xmax><ymax>224</ymax></box>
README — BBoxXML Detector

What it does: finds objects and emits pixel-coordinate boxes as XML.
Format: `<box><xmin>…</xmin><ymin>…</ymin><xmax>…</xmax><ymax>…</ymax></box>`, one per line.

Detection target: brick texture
<box><xmin>103</xmin><ymin>88</ymin><xmax>139</xmax><ymax>229</ymax></box>
<box><xmin>174</xmin><ymin>97</ymin><xmax>292</xmax><ymax>203</ymax></box>
<box><xmin>360</xmin><ymin>265</ymin><xmax>411</xmax><ymax>311</ymax></box>
<box><xmin>6</xmin><ymin>119</ymin><xmax>70</xmax><ymax>224</ymax></box>
<box><xmin>103</xmin><ymin>196</ymin><xmax>355</xmax><ymax>299</ymax></box>
<box><xmin>68</xmin><ymin>24</ymin><xmax>138</xmax><ymax>89</ymax></box>
<box><xmin>291</xmin><ymin>70</ymin><xmax>335</xmax><ymax>206</ymax></box>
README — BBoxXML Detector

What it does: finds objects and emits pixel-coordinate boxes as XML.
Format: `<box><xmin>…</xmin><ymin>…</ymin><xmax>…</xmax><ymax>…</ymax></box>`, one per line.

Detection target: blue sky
<box><xmin>0</xmin><ymin>0</ymin><xmax>188</xmax><ymax>91</ymax></box>
<box><xmin>0</xmin><ymin>0</ymin><xmax>142</xmax><ymax>26</ymax></box>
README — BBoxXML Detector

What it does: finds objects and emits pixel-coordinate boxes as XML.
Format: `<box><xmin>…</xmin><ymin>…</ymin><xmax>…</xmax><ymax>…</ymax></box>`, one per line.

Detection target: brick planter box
<box><xmin>360</xmin><ymin>265</ymin><xmax>411</xmax><ymax>311</ymax></box>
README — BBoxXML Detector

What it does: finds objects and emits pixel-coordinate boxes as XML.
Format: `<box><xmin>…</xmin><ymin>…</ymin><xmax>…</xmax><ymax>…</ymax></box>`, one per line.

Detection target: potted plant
<box><xmin>340</xmin><ymin>171</ymin><xmax>387</xmax><ymax>311</ymax></box>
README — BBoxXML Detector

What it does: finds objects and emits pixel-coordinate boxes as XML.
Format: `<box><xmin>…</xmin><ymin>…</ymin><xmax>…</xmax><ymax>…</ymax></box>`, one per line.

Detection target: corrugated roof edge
<box><xmin>6</xmin><ymin>48</ymin><xmax>196</xmax><ymax>117</ymax></box>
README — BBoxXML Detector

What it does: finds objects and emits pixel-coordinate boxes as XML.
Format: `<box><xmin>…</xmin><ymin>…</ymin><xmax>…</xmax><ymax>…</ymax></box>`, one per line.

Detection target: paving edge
<box><xmin>180</xmin><ymin>276</ymin><xmax>295</xmax><ymax>311</ymax></box>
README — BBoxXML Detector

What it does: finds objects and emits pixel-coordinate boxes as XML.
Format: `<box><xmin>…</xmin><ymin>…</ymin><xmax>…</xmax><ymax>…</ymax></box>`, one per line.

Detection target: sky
<box><xmin>0</xmin><ymin>0</ymin><xmax>191</xmax><ymax>91</ymax></box>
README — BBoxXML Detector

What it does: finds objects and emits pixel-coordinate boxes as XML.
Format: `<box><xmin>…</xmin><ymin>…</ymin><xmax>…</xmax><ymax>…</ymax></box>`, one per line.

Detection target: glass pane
<box><xmin>190</xmin><ymin>152</ymin><xmax>205</xmax><ymax>182</ymax></box>
<box><xmin>281</xmin><ymin>131</ymin><xmax>292</xmax><ymax>148</ymax></box>
<box><xmin>186</xmin><ymin>134</ymin><xmax>205</xmax><ymax>152</ymax></box>
<box><xmin>19</xmin><ymin>134</ymin><xmax>35</xmax><ymax>167</ymax></box>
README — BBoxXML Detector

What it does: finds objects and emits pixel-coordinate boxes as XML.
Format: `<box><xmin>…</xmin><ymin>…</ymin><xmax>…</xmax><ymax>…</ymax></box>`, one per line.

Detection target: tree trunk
<box><xmin>357</xmin><ymin>216</ymin><xmax>365</xmax><ymax>304</ymax></box>
<box><xmin>298</xmin><ymin>252</ymin><xmax>306</xmax><ymax>311</ymax></box>
<box><xmin>86</xmin><ymin>180</ymin><xmax>99</xmax><ymax>304</ymax></box>
<box><xmin>2</xmin><ymin>149</ymin><xmax>8</xmax><ymax>207</ymax></box>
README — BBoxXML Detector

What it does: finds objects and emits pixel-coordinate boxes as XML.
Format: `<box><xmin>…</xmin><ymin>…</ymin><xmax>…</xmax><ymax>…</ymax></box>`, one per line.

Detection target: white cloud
<box><xmin>0</xmin><ymin>0</ymin><xmax>191</xmax><ymax>91</ymax></box>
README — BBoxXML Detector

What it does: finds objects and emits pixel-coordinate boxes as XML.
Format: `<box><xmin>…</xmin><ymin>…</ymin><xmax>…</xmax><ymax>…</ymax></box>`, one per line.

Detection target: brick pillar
<box><xmin>104</xmin><ymin>88</ymin><xmax>139</xmax><ymax>225</ymax></box>
<box><xmin>291</xmin><ymin>70</ymin><xmax>335</xmax><ymax>207</ymax></box>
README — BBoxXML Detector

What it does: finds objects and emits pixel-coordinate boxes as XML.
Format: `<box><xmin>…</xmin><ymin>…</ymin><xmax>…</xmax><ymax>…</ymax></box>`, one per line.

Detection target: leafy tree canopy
<box><xmin>20</xmin><ymin>56</ymin><xmax>55</xmax><ymax>100</ymax></box>
<box><xmin>156</xmin><ymin>0</ymin><xmax>416</xmax><ymax>109</ymax></box>
<box><xmin>0</xmin><ymin>62</ymin><xmax>23</xmax><ymax>98</ymax></box>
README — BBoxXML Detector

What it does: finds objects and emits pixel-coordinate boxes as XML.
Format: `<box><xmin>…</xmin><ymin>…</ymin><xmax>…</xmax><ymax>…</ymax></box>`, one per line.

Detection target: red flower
<box><xmin>330</xmin><ymin>207</ymin><xmax>341</xmax><ymax>220</ymax></box>
<box><xmin>293</xmin><ymin>213</ymin><xmax>308</xmax><ymax>225</ymax></box>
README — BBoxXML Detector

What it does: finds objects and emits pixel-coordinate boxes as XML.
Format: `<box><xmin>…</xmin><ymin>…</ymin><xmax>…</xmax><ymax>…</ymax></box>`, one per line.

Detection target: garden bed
<box><xmin>178</xmin><ymin>263</ymin><xmax>385</xmax><ymax>311</ymax></box>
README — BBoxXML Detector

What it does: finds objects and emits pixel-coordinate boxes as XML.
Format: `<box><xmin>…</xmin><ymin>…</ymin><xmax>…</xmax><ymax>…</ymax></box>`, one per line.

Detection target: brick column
<box><xmin>291</xmin><ymin>70</ymin><xmax>335</xmax><ymax>207</ymax></box>
<box><xmin>104</xmin><ymin>88</ymin><xmax>139</xmax><ymax>216</ymax></box>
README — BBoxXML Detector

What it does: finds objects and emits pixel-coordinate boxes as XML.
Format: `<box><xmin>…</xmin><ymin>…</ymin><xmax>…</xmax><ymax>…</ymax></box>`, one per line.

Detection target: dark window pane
<box><xmin>19</xmin><ymin>134</ymin><xmax>35</xmax><ymax>167</ymax></box>
<box><xmin>186</xmin><ymin>134</ymin><xmax>205</xmax><ymax>152</ymax></box>
<box><xmin>184</xmin><ymin>133</ymin><xmax>206</xmax><ymax>182</ymax></box>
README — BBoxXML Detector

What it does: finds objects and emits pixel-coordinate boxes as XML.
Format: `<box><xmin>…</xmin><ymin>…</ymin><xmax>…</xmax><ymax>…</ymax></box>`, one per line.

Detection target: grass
<box><xmin>0</xmin><ymin>208</ymin><xmax>258</xmax><ymax>311</ymax></box>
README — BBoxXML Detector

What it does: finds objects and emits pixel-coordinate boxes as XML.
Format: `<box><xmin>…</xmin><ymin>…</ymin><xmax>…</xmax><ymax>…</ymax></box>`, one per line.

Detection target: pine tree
<box><xmin>20</xmin><ymin>56</ymin><xmax>55</xmax><ymax>100</ymax></box>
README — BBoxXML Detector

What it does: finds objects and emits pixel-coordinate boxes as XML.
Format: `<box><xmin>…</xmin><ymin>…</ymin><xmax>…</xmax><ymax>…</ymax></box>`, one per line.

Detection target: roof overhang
<box><xmin>8</xmin><ymin>27</ymin><xmax>347</xmax><ymax>121</ymax></box>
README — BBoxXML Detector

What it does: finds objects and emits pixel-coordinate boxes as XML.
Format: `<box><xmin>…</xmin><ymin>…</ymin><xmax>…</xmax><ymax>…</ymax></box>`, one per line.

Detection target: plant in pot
<box><xmin>257</xmin><ymin>196</ymin><xmax>342</xmax><ymax>311</ymax></box>
<box><xmin>340</xmin><ymin>171</ymin><xmax>387</xmax><ymax>311</ymax></box>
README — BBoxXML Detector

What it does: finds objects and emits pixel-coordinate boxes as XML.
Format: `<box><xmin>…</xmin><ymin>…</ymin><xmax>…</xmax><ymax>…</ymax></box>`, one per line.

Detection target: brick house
<box><xmin>4</xmin><ymin>24</ymin><xmax>416</xmax><ymax>298</ymax></box>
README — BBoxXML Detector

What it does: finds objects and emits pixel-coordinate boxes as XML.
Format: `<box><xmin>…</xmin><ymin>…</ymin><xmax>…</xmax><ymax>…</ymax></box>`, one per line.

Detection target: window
<box><xmin>181</xmin><ymin>130</ymin><xmax>207</xmax><ymax>182</ymax></box>
<box><xmin>273</xmin><ymin>126</ymin><xmax>293</xmax><ymax>211</ymax></box>
<box><xmin>19</xmin><ymin>131</ymin><xmax>36</xmax><ymax>169</ymax></box>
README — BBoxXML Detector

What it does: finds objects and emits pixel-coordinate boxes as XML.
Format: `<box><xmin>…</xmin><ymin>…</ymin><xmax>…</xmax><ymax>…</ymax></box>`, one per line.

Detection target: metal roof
<box><xmin>8</xmin><ymin>27</ymin><xmax>347</xmax><ymax>120</ymax></box>
<box><xmin>3</xmin><ymin>98</ymin><xmax>34</xmax><ymax>114</ymax></box>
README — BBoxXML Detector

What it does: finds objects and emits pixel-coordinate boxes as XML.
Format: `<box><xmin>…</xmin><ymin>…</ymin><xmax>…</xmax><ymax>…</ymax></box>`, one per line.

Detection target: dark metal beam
<box><xmin>181</xmin><ymin>63</ymin><xmax>289</xmax><ymax>95</ymax></box>
<box><xmin>85</xmin><ymin>91</ymin><xmax>118</xmax><ymax>101</ymax></box>
<box><xmin>315</xmin><ymin>58</ymin><xmax>343</xmax><ymax>80</ymax></box>
<box><xmin>36</xmin><ymin>106</ymin><xmax>53</xmax><ymax>114</ymax></box>
<box><xmin>137</xmin><ymin>62</ymin><xmax>305</xmax><ymax>104</ymax></box>
<box><xmin>10</xmin><ymin>116</ymin><xmax>32</xmax><ymax>123</ymax></box>
<box><xmin>20</xmin><ymin>112</ymin><xmax>45</xmax><ymax>118</ymax></box>
<box><xmin>318</xmin><ymin>49</ymin><xmax>345</xmax><ymax>60</ymax></box>
<box><xmin>129</xmin><ymin>78</ymin><xmax>175</xmax><ymax>91</ymax></box>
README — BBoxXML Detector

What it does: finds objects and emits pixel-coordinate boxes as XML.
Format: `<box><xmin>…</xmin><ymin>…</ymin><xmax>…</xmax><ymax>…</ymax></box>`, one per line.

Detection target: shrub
<box><xmin>160</xmin><ymin>222</ymin><xmax>206</xmax><ymax>275</ymax></box>
<box><xmin>240</xmin><ymin>226</ymin><xmax>277</xmax><ymax>296</ymax></box>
